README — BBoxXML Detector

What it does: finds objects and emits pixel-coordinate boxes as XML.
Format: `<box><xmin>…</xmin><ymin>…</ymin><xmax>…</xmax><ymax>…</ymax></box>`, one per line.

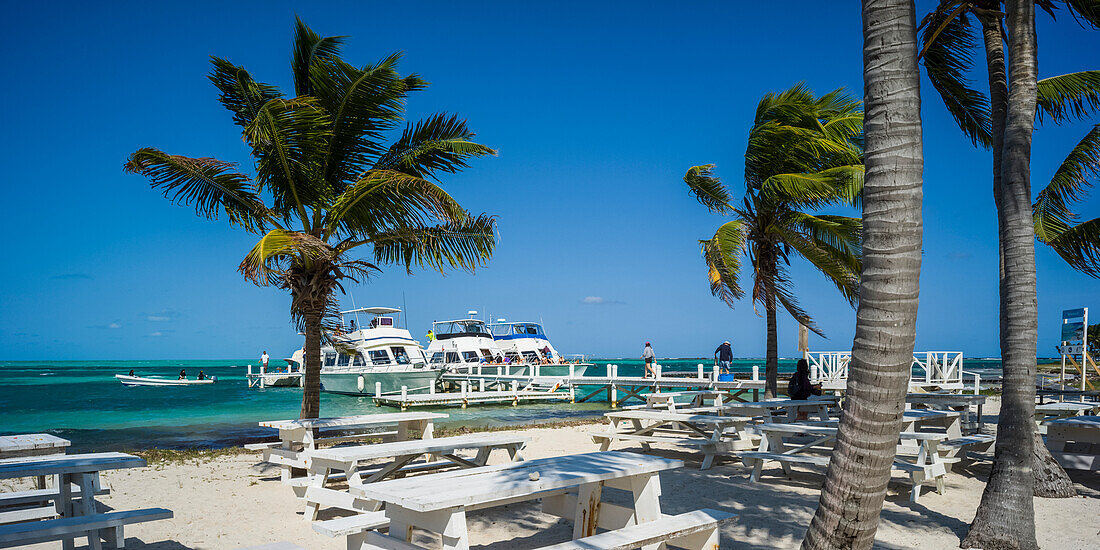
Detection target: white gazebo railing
<box><xmin>805</xmin><ymin>350</ymin><xmax>974</xmax><ymax>392</ymax></box>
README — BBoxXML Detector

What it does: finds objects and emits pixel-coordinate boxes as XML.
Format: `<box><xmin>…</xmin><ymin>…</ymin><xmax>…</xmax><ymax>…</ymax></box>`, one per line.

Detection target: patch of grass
<box><xmin>134</xmin><ymin>447</ymin><xmax>245</xmax><ymax>465</ymax></box>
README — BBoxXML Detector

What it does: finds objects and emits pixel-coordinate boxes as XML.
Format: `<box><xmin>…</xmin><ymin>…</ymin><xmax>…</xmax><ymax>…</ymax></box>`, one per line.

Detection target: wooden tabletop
<box><xmin>1035</xmin><ymin>402</ymin><xmax>1098</xmax><ymax>413</ymax></box>
<box><xmin>308</xmin><ymin>433</ymin><xmax>528</xmax><ymax>462</ymax></box>
<box><xmin>724</xmin><ymin>397</ymin><xmax>840</xmax><ymax>409</ymax></box>
<box><xmin>352</xmin><ymin>451</ymin><xmax>683</xmax><ymax>512</ymax></box>
<box><xmin>907</xmin><ymin>393</ymin><xmax>987</xmax><ymax>403</ymax></box>
<box><xmin>0</xmin><ymin>452</ymin><xmax>144</xmax><ymax>479</ymax></box>
<box><xmin>605</xmin><ymin>409</ymin><xmax>750</xmax><ymax>424</ymax></box>
<box><xmin>258</xmin><ymin>412</ymin><xmax>449</xmax><ymax>430</ymax></box>
<box><xmin>757</xmin><ymin>423</ymin><xmax>946</xmax><ymax>440</ymax></box>
<box><xmin>1045</xmin><ymin>415</ymin><xmax>1100</xmax><ymax>427</ymax></box>
<box><xmin>0</xmin><ymin>434</ymin><xmax>70</xmax><ymax>454</ymax></box>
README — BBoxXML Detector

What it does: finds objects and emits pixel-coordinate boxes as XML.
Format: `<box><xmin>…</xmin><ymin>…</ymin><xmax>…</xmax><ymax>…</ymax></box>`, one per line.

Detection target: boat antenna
<box><xmin>402</xmin><ymin>291</ymin><xmax>408</xmax><ymax>330</ymax></box>
<box><xmin>350</xmin><ymin>293</ymin><xmax>361</xmax><ymax>330</ymax></box>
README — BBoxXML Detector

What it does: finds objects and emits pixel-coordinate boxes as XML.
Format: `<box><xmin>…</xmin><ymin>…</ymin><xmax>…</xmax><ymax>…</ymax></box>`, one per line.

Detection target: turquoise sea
<box><xmin>0</xmin><ymin>358</ymin><xmax>1008</xmax><ymax>452</ymax></box>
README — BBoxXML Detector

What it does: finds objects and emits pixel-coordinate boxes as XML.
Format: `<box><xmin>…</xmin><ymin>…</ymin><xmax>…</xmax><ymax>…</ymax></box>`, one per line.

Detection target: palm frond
<box><xmin>369</xmin><ymin>213</ymin><xmax>497</xmax><ymax>274</ymax></box>
<box><xmin>311</xmin><ymin>53</ymin><xmax>425</xmax><ymax>192</ymax></box>
<box><xmin>124</xmin><ymin>147</ymin><xmax>270</xmax><ymax>232</ymax></box>
<box><xmin>759</xmin><ymin>165</ymin><xmax>864</xmax><ymax>209</ymax></box>
<box><xmin>1036</xmin><ymin>71</ymin><xmax>1100</xmax><ymax>124</ymax></box>
<box><xmin>1042</xmin><ymin>217</ymin><xmax>1100</xmax><ymax>277</ymax></box>
<box><xmin>684</xmin><ymin>164</ymin><xmax>734</xmax><ymax>213</ymax></box>
<box><xmin>772</xmin><ymin>262</ymin><xmax>824</xmax><ymax>337</ymax></box>
<box><xmin>208</xmin><ymin>58</ymin><xmax>283</xmax><ymax>129</ymax></box>
<box><xmin>919</xmin><ymin>6</ymin><xmax>993</xmax><ymax>148</ymax></box>
<box><xmin>700</xmin><ymin>220</ymin><xmax>748</xmax><ymax>307</ymax></box>
<box><xmin>325</xmin><ymin>169</ymin><xmax>467</xmax><ymax>239</ymax></box>
<box><xmin>291</xmin><ymin>17</ymin><xmax>345</xmax><ymax>97</ymax></box>
<box><xmin>775</xmin><ymin>219</ymin><xmax>861</xmax><ymax>306</ymax></box>
<box><xmin>239</xmin><ymin>229</ymin><xmax>334</xmax><ymax>286</ymax></box>
<box><xmin>244</xmin><ymin>97</ymin><xmax>334</xmax><ymax>220</ymax></box>
<box><xmin>1034</xmin><ymin>123</ymin><xmax>1100</xmax><ymax>241</ymax></box>
<box><xmin>373</xmin><ymin>113</ymin><xmax>496</xmax><ymax>180</ymax></box>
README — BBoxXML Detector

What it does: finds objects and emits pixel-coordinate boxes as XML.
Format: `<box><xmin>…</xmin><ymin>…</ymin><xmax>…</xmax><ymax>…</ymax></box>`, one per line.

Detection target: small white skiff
<box><xmin>115</xmin><ymin>374</ymin><xmax>216</xmax><ymax>386</ymax></box>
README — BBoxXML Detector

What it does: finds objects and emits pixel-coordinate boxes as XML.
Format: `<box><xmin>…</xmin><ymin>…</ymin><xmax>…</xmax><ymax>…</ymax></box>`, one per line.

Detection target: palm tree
<box><xmin>125</xmin><ymin>19</ymin><xmax>497</xmax><ymax>419</ymax></box>
<box><xmin>918</xmin><ymin>2</ymin><xmax>1100</xmax><ymax>543</ymax></box>
<box><xmin>682</xmin><ymin>84</ymin><xmax>864</xmax><ymax>399</ymax></box>
<box><xmin>801</xmin><ymin>1</ymin><xmax>925</xmax><ymax>548</ymax></box>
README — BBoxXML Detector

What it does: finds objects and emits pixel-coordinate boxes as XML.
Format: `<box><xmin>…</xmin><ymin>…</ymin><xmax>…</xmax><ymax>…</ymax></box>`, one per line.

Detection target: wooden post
<box><xmin>752</xmin><ymin>365</ymin><xmax>759</xmax><ymax>381</ymax></box>
<box><xmin>712</xmin><ymin>365</ymin><xmax>719</xmax><ymax>382</ymax></box>
<box><xmin>798</xmin><ymin>323</ymin><xmax>809</xmax><ymax>355</ymax></box>
<box><xmin>375</xmin><ymin>382</ymin><xmax>382</xmax><ymax>397</ymax></box>
<box><xmin>698</xmin><ymin>364</ymin><xmax>704</xmax><ymax>379</ymax></box>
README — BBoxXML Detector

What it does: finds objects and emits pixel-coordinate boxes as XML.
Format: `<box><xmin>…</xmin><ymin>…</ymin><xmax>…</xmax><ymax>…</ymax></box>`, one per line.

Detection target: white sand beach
<box><xmin>14</xmin><ymin>398</ymin><xmax>1100</xmax><ymax>549</ymax></box>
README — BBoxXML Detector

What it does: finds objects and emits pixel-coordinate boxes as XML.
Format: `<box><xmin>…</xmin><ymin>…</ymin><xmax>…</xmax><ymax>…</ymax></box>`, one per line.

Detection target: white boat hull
<box><xmin>115</xmin><ymin>374</ymin><xmax>216</xmax><ymax>387</ymax></box>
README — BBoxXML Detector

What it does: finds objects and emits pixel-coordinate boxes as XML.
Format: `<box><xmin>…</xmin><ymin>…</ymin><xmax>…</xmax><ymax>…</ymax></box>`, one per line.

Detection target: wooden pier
<box><xmin>373</xmin><ymin>387</ymin><xmax>571</xmax><ymax>410</ymax></box>
<box><xmin>246</xmin><ymin>364</ymin><xmax>304</xmax><ymax>388</ymax></box>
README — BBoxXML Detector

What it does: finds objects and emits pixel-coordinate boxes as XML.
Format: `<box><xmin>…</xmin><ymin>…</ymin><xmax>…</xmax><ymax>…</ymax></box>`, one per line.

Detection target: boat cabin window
<box><xmin>519</xmin><ymin>324</ymin><xmax>544</xmax><ymax>336</ymax></box>
<box><xmin>368</xmin><ymin>350</ymin><xmax>390</xmax><ymax>364</ymax></box>
<box><xmin>390</xmin><ymin>347</ymin><xmax>410</xmax><ymax>364</ymax></box>
<box><xmin>351</xmin><ymin>354</ymin><xmax>366</xmax><ymax>367</ymax></box>
<box><xmin>368</xmin><ymin>316</ymin><xmax>395</xmax><ymax>328</ymax></box>
<box><xmin>462</xmin><ymin>351</ymin><xmax>480</xmax><ymax>363</ymax></box>
<box><xmin>323</xmin><ymin>352</ymin><xmax>337</xmax><ymax>367</ymax></box>
<box><xmin>445</xmin><ymin>351</ymin><xmax>461</xmax><ymax>363</ymax></box>
<box><xmin>336</xmin><ymin>353</ymin><xmax>351</xmax><ymax>367</ymax></box>
<box><xmin>479</xmin><ymin>349</ymin><xmax>494</xmax><ymax>360</ymax></box>
<box><xmin>429</xmin><ymin>352</ymin><xmax>444</xmax><ymax>364</ymax></box>
<box><xmin>503</xmin><ymin>351</ymin><xmax>521</xmax><ymax>363</ymax></box>
<box><xmin>434</xmin><ymin>320</ymin><xmax>491</xmax><ymax>340</ymax></box>
<box><xmin>522</xmin><ymin>351</ymin><xmax>540</xmax><ymax>363</ymax></box>
<box><xmin>490</xmin><ymin>325</ymin><xmax>511</xmax><ymax>337</ymax></box>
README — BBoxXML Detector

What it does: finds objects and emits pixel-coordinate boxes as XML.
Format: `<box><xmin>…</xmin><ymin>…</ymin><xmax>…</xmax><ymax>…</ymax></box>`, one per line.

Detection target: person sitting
<box><xmin>197</xmin><ymin>370</ymin><xmax>206</xmax><ymax>380</ymax></box>
<box><xmin>128</xmin><ymin>369</ymin><xmax>136</xmax><ymax>377</ymax></box>
<box><xmin>787</xmin><ymin>359</ymin><xmax>821</xmax><ymax>400</ymax></box>
<box><xmin>178</xmin><ymin>369</ymin><xmax>187</xmax><ymax>380</ymax></box>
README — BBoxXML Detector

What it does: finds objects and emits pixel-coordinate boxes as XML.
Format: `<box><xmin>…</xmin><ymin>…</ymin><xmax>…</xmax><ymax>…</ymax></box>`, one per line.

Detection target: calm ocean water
<box><xmin>0</xmin><ymin>358</ymin><xmax>1007</xmax><ymax>452</ymax></box>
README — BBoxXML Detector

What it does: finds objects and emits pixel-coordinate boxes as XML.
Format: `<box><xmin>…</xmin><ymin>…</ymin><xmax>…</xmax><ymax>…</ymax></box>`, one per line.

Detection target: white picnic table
<box><xmin>352</xmin><ymin>451</ymin><xmax>684</xmax><ymax>550</ymax></box>
<box><xmin>254</xmin><ymin>412</ymin><xmax>447</xmax><ymax>482</ymax></box>
<box><xmin>592</xmin><ymin>409</ymin><xmax>754</xmax><ymax>469</ymax></box>
<box><xmin>1034</xmin><ymin>401</ymin><xmax>1100</xmax><ymax>433</ymax></box>
<box><xmin>906</xmin><ymin>393</ymin><xmax>987</xmax><ymax>434</ymax></box>
<box><xmin>899</xmin><ymin>409</ymin><xmax>963</xmax><ymax>439</ymax></box>
<box><xmin>740</xmin><ymin>423</ymin><xmax>948</xmax><ymax>502</ymax></box>
<box><xmin>302</xmin><ymin>432</ymin><xmax>528</xmax><ymax>520</ymax></box>
<box><xmin>0</xmin><ymin>434</ymin><xmax>70</xmax><ymax>489</ymax></box>
<box><xmin>641</xmin><ymin>390</ymin><xmax>723</xmax><ymax>411</ymax></box>
<box><xmin>1044</xmin><ymin>415</ymin><xmax>1100</xmax><ymax>470</ymax></box>
<box><xmin>695</xmin><ymin>396</ymin><xmax>841</xmax><ymax>422</ymax></box>
<box><xmin>0</xmin><ymin>452</ymin><xmax>169</xmax><ymax>550</ymax></box>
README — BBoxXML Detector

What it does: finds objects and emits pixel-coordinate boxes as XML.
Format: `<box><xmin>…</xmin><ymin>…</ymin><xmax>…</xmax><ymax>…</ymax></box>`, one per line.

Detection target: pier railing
<box><xmin>806</xmin><ymin>350</ymin><xmax>977</xmax><ymax>392</ymax></box>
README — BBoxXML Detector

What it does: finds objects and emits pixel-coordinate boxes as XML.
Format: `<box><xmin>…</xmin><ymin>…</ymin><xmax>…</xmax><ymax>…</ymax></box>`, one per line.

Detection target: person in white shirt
<box><xmin>261</xmin><ymin>351</ymin><xmax>270</xmax><ymax>372</ymax></box>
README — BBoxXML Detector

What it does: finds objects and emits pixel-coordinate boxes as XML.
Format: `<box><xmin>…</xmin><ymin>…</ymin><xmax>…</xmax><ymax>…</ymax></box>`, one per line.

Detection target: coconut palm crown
<box><xmin>124</xmin><ymin>19</ymin><xmax>498</xmax><ymax>418</ymax></box>
<box><xmin>683</xmin><ymin>84</ymin><xmax>864</xmax><ymax>397</ymax></box>
<box><xmin>919</xmin><ymin>0</ymin><xmax>1100</xmax><ymax>276</ymax></box>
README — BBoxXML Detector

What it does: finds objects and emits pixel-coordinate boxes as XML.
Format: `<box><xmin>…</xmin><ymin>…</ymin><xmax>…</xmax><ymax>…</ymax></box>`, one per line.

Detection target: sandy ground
<box><xmin>14</xmin><ymin>399</ymin><xmax>1100</xmax><ymax>549</ymax></box>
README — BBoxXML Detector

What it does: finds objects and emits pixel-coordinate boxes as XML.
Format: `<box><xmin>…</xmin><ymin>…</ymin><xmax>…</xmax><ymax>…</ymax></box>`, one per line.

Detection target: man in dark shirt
<box><xmin>714</xmin><ymin>341</ymin><xmax>733</xmax><ymax>372</ymax></box>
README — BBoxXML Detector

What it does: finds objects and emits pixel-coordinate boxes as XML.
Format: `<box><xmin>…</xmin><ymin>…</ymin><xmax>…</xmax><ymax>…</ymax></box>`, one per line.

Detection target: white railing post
<box><xmin>811</xmin><ymin>364</ymin><xmax>819</xmax><ymax>382</ymax></box>
<box><xmin>461</xmin><ymin>381</ymin><xmax>468</xmax><ymax>398</ymax></box>
<box><xmin>698</xmin><ymin>364</ymin><xmax>704</xmax><ymax>379</ymax></box>
<box><xmin>655</xmin><ymin>364</ymin><xmax>662</xmax><ymax>378</ymax></box>
<box><xmin>375</xmin><ymin>381</ymin><xmax>382</xmax><ymax>397</ymax></box>
<box><xmin>974</xmin><ymin>373</ymin><xmax>981</xmax><ymax>395</ymax></box>
<box><xmin>569</xmin><ymin>364</ymin><xmax>575</xmax><ymax>379</ymax></box>
<box><xmin>497</xmin><ymin>366</ymin><xmax>502</xmax><ymax>376</ymax></box>
<box><xmin>479</xmin><ymin>378</ymin><xmax>485</xmax><ymax>392</ymax></box>
<box><xmin>401</xmin><ymin>385</ymin><xmax>408</xmax><ymax>402</ymax></box>
<box><xmin>534</xmin><ymin>364</ymin><xmax>540</xmax><ymax>377</ymax></box>
<box><xmin>607</xmin><ymin>364</ymin><xmax>613</xmax><ymax>378</ymax></box>
<box><xmin>429</xmin><ymin>381</ymin><xmax>436</xmax><ymax>394</ymax></box>
<box><xmin>477</xmin><ymin>364</ymin><xmax>482</xmax><ymax>375</ymax></box>
<box><xmin>752</xmin><ymin>365</ymin><xmax>759</xmax><ymax>382</ymax></box>
<box><xmin>712</xmin><ymin>365</ymin><xmax>719</xmax><ymax>382</ymax></box>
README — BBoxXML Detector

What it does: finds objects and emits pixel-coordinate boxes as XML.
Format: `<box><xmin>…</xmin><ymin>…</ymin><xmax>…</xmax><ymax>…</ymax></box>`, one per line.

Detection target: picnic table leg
<box><xmin>599</xmin><ymin>417</ymin><xmax>615</xmax><ymax>451</ymax></box>
<box><xmin>506</xmin><ymin>442</ymin><xmax>525</xmax><ymax>462</ymax></box>
<box><xmin>282</xmin><ymin>427</ymin><xmax>306</xmax><ymax>482</ymax></box>
<box><xmin>629</xmin><ymin>473</ymin><xmax>664</xmax><ymax>550</ymax></box>
<box><xmin>54</xmin><ymin>472</ymin><xmax>74</xmax><ymax>550</ymax></box>
<box><xmin>573</xmin><ymin>481</ymin><xmax>604</xmax><ymax>538</ymax></box>
<box><xmin>947</xmin><ymin>415</ymin><xmax>963</xmax><ymax>439</ymax></box>
<box><xmin>631</xmin><ymin>419</ymin><xmax>652</xmax><ymax>451</ymax></box>
<box><xmin>304</xmin><ymin>467</ymin><xmax>332</xmax><ymax>521</ymax></box>
<box><xmin>440</xmin><ymin>509</ymin><xmax>470</xmax><ymax>550</ymax></box>
<box><xmin>701</xmin><ymin>425</ymin><xmax>724</xmax><ymax>470</ymax></box>
<box><xmin>77</xmin><ymin>473</ymin><xmax>104</xmax><ymax>550</ymax></box>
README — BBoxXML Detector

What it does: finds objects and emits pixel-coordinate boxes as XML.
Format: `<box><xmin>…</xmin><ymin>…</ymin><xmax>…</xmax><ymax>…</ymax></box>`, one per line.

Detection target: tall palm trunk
<box><xmin>977</xmin><ymin>5</ymin><xmax>1074</xmax><ymax>500</ymax></box>
<box><xmin>802</xmin><ymin>1</ymin><xmax>924</xmax><ymax>548</ymax></box>
<box><xmin>300</xmin><ymin>306</ymin><xmax>323</xmax><ymax>420</ymax></box>
<box><xmin>963</xmin><ymin>1</ymin><xmax>1041</xmax><ymax>546</ymax></box>
<box><xmin>765</xmin><ymin>280</ymin><xmax>780</xmax><ymax>398</ymax></box>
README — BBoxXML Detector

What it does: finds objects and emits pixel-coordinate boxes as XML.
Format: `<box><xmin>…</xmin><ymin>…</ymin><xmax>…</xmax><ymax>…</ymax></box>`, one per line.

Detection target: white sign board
<box><xmin>1059</xmin><ymin>344</ymin><xmax>1084</xmax><ymax>356</ymax></box>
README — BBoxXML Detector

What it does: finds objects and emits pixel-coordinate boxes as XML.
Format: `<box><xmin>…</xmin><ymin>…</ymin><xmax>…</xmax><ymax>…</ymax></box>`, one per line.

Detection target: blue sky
<box><xmin>1</xmin><ymin>1</ymin><xmax>1097</xmax><ymax>360</ymax></box>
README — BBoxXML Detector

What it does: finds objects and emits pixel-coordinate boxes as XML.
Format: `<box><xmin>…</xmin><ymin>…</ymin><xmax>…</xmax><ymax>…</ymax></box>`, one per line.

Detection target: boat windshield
<box><xmin>434</xmin><ymin>320</ymin><xmax>490</xmax><ymax>339</ymax></box>
<box><xmin>491</xmin><ymin>323</ymin><xmax>545</xmax><ymax>338</ymax></box>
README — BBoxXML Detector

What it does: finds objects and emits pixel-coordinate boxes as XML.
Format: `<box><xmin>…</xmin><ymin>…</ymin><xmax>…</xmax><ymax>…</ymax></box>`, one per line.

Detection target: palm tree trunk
<box><xmin>962</xmin><ymin>1</ymin><xmax>1041</xmax><ymax>547</ymax></box>
<box><xmin>766</xmin><ymin>287</ymin><xmax>780</xmax><ymax>399</ymax></box>
<box><xmin>802</xmin><ymin>1</ymin><xmax>924</xmax><ymax>548</ymax></box>
<box><xmin>977</xmin><ymin>4</ymin><xmax>1074</xmax><ymax>501</ymax></box>
<box><xmin>300</xmin><ymin>305</ymin><xmax>323</xmax><ymax>420</ymax></box>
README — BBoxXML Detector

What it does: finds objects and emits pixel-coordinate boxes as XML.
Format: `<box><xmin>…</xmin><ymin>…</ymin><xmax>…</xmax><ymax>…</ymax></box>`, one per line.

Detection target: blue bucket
<box><xmin>718</xmin><ymin>373</ymin><xmax>736</xmax><ymax>382</ymax></box>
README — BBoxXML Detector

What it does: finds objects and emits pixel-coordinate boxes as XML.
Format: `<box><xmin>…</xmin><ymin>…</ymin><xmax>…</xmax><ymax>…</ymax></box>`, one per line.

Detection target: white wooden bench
<box><xmin>352</xmin><ymin>509</ymin><xmax>735</xmax><ymax>550</ymax></box>
<box><xmin>0</xmin><ymin>508</ymin><xmax>172</xmax><ymax>549</ymax></box>
<box><xmin>741</xmin><ymin>423</ymin><xmax>949</xmax><ymax>502</ymax></box>
<box><xmin>303</xmin><ymin>433</ymin><xmax>528</xmax><ymax>519</ymax></box>
<box><xmin>592</xmin><ymin>409</ymin><xmax>754</xmax><ymax>469</ymax></box>
<box><xmin>313</xmin><ymin>511</ymin><xmax>389</xmax><ymax>549</ymax></box>
<box><xmin>1044</xmin><ymin>415</ymin><xmax>1100</xmax><ymax>470</ymax></box>
<box><xmin>937</xmin><ymin>434</ymin><xmax>995</xmax><ymax>471</ymax></box>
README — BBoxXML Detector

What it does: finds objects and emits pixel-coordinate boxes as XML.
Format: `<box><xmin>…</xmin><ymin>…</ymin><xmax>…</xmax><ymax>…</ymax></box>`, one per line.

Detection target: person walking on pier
<box><xmin>642</xmin><ymin>342</ymin><xmax>656</xmax><ymax>377</ymax></box>
<box><xmin>714</xmin><ymin>341</ymin><xmax>733</xmax><ymax>373</ymax></box>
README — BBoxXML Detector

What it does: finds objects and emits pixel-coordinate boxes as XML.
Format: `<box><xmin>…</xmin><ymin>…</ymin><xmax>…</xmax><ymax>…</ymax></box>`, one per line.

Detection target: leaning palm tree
<box><xmin>125</xmin><ymin>19</ymin><xmax>497</xmax><ymax>419</ymax></box>
<box><xmin>918</xmin><ymin>2</ymin><xmax>1100</xmax><ymax>545</ymax></box>
<box><xmin>802</xmin><ymin>1</ymin><xmax>925</xmax><ymax>547</ymax></box>
<box><xmin>683</xmin><ymin>84</ymin><xmax>864</xmax><ymax>399</ymax></box>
